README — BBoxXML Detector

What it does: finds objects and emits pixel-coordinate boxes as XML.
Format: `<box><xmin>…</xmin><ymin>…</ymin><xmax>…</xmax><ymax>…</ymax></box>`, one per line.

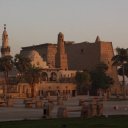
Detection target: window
<box><xmin>81</xmin><ymin>49</ymin><xmax>84</xmax><ymax>53</ymax></box>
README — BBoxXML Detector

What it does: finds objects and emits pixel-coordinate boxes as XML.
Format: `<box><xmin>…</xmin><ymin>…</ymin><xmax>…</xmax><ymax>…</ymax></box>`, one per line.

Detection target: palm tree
<box><xmin>112</xmin><ymin>48</ymin><xmax>128</xmax><ymax>97</ymax></box>
<box><xmin>25</xmin><ymin>65</ymin><xmax>42</xmax><ymax>98</ymax></box>
<box><xmin>0</xmin><ymin>55</ymin><xmax>13</xmax><ymax>95</ymax></box>
<box><xmin>90</xmin><ymin>62</ymin><xmax>113</xmax><ymax>97</ymax></box>
<box><xmin>75</xmin><ymin>70</ymin><xmax>91</xmax><ymax>95</ymax></box>
<box><xmin>14</xmin><ymin>54</ymin><xmax>31</xmax><ymax>83</ymax></box>
<box><xmin>117</xmin><ymin>63</ymin><xmax>128</xmax><ymax>77</ymax></box>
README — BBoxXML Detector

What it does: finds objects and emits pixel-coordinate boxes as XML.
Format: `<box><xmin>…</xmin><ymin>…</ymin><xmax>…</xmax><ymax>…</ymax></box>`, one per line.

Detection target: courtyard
<box><xmin>0</xmin><ymin>96</ymin><xmax>128</xmax><ymax>121</ymax></box>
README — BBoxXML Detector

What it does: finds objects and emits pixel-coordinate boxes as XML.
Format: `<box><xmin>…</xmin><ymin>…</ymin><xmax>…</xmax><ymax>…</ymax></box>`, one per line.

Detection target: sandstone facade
<box><xmin>55</xmin><ymin>32</ymin><xmax>68</xmax><ymax>70</ymax></box>
<box><xmin>21</xmin><ymin>33</ymin><xmax>120</xmax><ymax>90</ymax></box>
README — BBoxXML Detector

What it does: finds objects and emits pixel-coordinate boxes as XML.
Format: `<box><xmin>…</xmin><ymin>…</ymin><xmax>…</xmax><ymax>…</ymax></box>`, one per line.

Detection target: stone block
<box><xmin>57</xmin><ymin>107</ymin><xmax>68</xmax><ymax>118</ymax></box>
<box><xmin>7</xmin><ymin>99</ymin><xmax>13</xmax><ymax>107</ymax></box>
<box><xmin>35</xmin><ymin>100</ymin><xmax>43</xmax><ymax>108</ymax></box>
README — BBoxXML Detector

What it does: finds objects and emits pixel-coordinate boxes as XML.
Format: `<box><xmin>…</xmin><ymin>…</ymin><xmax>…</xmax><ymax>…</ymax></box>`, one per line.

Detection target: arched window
<box><xmin>50</xmin><ymin>72</ymin><xmax>57</xmax><ymax>81</ymax></box>
<box><xmin>41</xmin><ymin>72</ymin><xmax>48</xmax><ymax>81</ymax></box>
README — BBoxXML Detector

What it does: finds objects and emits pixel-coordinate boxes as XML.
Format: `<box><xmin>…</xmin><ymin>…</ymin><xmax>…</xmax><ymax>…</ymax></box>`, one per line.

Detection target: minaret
<box><xmin>55</xmin><ymin>32</ymin><xmax>68</xmax><ymax>70</ymax></box>
<box><xmin>1</xmin><ymin>24</ymin><xmax>10</xmax><ymax>57</ymax></box>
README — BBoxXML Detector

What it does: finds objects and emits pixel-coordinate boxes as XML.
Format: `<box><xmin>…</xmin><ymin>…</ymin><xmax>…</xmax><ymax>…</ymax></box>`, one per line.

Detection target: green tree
<box><xmin>75</xmin><ymin>70</ymin><xmax>91</xmax><ymax>95</ymax></box>
<box><xmin>112</xmin><ymin>48</ymin><xmax>128</xmax><ymax>97</ymax></box>
<box><xmin>14</xmin><ymin>54</ymin><xmax>31</xmax><ymax>83</ymax></box>
<box><xmin>91</xmin><ymin>62</ymin><xmax>114</xmax><ymax>96</ymax></box>
<box><xmin>25</xmin><ymin>66</ymin><xmax>42</xmax><ymax>98</ymax></box>
<box><xmin>0</xmin><ymin>55</ymin><xmax>13</xmax><ymax>94</ymax></box>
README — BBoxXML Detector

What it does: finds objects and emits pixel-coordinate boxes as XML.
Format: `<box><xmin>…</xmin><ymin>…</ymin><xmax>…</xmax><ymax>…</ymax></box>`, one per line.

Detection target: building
<box><xmin>0</xmin><ymin>25</ymin><xmax>121</xmax><ymax>97</ymax></box>
<box><xmin>20</xmin><ymin>49</ymin><xmax>76</xmax><ymax>97</ymax></box>
<box><xmin>21</xmin><ymin>50</ymin><xmax>49</xmax><ymax>69</ymax></box>
<box><xmin>21</xmin><ymin>33</ymin><xmax>120</xmax><ymax>92</ymax></box>
<box><xmin>0</xmin><ymin>27</ymin><xmax>77</xmax><ymax>97</ymax></box>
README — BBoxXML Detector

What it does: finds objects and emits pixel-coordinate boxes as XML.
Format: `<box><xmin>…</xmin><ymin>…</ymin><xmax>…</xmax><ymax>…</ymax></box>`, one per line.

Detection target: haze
<box><xmin>0</xmin><ymin>0</ymin><xmax>128</xmax><ymax>55</ymax></box>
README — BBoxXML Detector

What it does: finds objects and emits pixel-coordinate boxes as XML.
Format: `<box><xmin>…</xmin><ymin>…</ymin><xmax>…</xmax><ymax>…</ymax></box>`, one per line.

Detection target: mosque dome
<box><xmin>27</xmin><ymin>50</ymin><xmax>40</xmax><ymax>59</ymax></box>
<box><xmin>23</xmin><ymin>50</ymin><xmax>49</xmax><ymax>69</ymax></box>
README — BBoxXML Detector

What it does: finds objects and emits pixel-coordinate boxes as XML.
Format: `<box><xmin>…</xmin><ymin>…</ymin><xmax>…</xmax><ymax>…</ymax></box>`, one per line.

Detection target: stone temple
<box><xmin>0</xmin><ymin>25</ymin><xmax>121</xmax><ymax>97</ymax></box>
<box><xmin>21</xmin><ymin>32</ymin><xmax>120</xmax><ymax>92</ymax></box>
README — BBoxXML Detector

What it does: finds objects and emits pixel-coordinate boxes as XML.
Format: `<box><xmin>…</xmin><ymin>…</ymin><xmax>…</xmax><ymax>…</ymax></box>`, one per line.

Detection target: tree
<box><xmin>25</xmin><ymin>65</ymin><xmax>42</xmax><ymax>98</ymax></box>
<box><xmin>112</xmin><ymin>48</ymin><xmax>128</xmax><ymax>97</ymax></box>
<box><xmin>0</xmin><ymin>55</ymin><xmax>13</xmax><ymax>94</ymax></box>
<box><xmin>90</xmin><ymin>62</ymin><xmax>114</xmax><ymax>96</ymax></box>
<box><xmin>75</xmin><ymin>70</ymin><xmax>91</xmax><ymax>95</ymax></box>
<box><xmin>96</xmin><ymin>62</ymin><xmax>108</xmax><ymax>72</ymax></box>
<box><xmin>14</xmin><ymin>54</ymin><xmax>31</xmax><ymax>83</ymax></box>
<box><xmin>117</xmin><ymin>63</ymin><xmax>128</xmax><ymax>77</ymax></box>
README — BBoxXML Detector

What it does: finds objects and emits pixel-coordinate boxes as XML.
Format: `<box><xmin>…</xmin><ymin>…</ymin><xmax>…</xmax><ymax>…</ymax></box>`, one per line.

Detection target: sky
<box><xmin>0</xmin><ymin>0</ymin><xmax>128</xmax><ymax>56</ymax></box>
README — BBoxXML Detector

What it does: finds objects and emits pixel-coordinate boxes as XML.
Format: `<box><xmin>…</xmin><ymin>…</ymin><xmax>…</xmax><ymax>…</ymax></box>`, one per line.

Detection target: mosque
<box><xmin>0</xmin><ymin>24</ymin><xmax>121</xmax><ymax>98</ymax></box>
<box><xmin>0</xmin><ymin>25</ymin><xmax>76</xmax><ymax>98</ymax></box>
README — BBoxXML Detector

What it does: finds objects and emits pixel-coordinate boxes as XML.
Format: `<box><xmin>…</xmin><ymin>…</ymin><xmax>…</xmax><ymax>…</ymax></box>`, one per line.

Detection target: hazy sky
<box><xmin>0</xmin><ymin>0</ymin><xmax>128</xmax><ymax>56</ymax></box>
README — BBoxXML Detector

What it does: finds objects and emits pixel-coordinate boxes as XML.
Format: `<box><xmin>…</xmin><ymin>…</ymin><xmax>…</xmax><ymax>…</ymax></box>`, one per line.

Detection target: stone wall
<box><xmin>99</xmin><ymin>41</ymin><xmax>120</xmax><ymax>91</ymax></box>
<box><xmin>65</xmin><ymin>42</ymin><xmax>100</xmax><ymax>70</ymax></box>
<box><xmin>18</xmin><ymin>82</ymin><xmax>76</xmax><ymax>97</ymax></box>
<box><xmin>20</xmin><ymin>35</ymin><xmax>120</xmax><ymax>93</ymax></box>
<box><xmin>21</xmin><ymin>44</ymin><xmax>57</xmax><ymax>68</ymax></box>
<box><xmin>47</xmin><ymin>45</ymin><xmax>57</xmax><ymax>68</ymax></box>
